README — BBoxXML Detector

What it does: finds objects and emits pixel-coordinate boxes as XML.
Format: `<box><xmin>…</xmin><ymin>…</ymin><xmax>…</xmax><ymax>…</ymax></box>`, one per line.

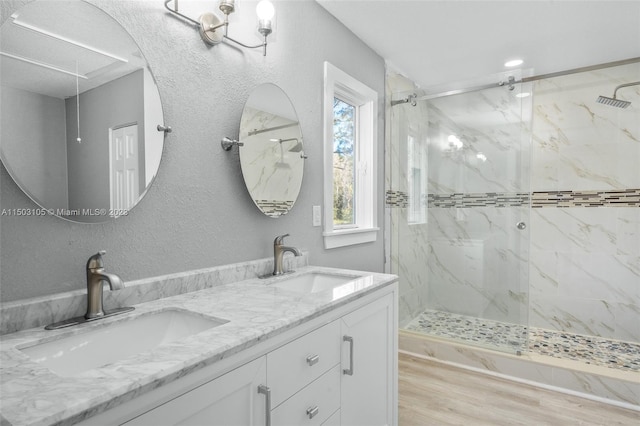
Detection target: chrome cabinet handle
<box><xmin>306</xmin><ymin>354</ymin><xmax>319</xmax><ymax>366</ymax></box>
<box><xmin>343</xmin><ymin>335</ymin><xmax>354</xmax><ymax>376</ymax></box>
<box><xmin>306</xmin><ymin>406</ymin><xmax>319</xmax><ymax>419</ymax></box>
<box><xmin>257</xmin><ymin>385</ymin><xmax>271</xmax><ymax>426</ymax></box>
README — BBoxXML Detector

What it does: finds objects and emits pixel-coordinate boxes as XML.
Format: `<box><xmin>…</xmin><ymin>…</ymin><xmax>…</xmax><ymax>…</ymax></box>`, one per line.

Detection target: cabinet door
<box><xmin>124</xmin><ymin>357</ymin><xmax>267</xmax><ymax>426</ymax></box>
<box><xmin>340</xmin><ymin>293</ymin><xmax>396</xmax><ymax>426</ymax></box>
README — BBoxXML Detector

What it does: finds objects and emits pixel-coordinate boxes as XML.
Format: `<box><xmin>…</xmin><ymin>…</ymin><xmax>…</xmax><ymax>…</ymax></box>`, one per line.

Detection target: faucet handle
<box><xmin>274</xmin><ymin>234</ymin><xmax>290</xmax><ymax>245</ymax></box>
<box><xmin>87</xmin><ymin>250</ymin><xmax>107</xmax><ymax>270</ymax></box>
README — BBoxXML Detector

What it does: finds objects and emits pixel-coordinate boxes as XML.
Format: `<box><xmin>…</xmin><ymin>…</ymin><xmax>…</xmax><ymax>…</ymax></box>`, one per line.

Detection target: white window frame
<box><xmin>323</xmin><ymin>62</ymin><xmax>379</xmax><ymax>249</ymax></box>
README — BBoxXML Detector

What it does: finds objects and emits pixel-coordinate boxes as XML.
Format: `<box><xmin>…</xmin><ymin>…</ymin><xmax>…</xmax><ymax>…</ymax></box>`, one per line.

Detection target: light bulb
<box><xmin>504</xmin><ymin>59</ymin><xmax>523</xmax><ymax>67</ymax></box>
<box><xmin>256</xmin><ymin>0</ymin><xmax>275</xmax><ymax>20</ymax></box>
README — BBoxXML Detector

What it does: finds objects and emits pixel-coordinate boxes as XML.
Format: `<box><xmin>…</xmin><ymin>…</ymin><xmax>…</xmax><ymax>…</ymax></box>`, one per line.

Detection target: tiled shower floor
<box><xmin>405</xmin><ymin>309</ymin><xmax>640</xmax><ymax>372</ymax></box>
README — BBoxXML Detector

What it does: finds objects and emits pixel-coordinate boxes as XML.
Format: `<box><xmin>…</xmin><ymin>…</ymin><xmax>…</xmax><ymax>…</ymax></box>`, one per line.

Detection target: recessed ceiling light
<box><xmin>505</xmin><ymin>59</ymin><xmax>524</xmax><ymax>67</ymax></box>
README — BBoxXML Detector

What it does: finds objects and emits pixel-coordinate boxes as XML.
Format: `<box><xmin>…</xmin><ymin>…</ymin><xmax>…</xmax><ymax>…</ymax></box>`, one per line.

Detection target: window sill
<box><xmin>323</xmin><ymin>227</ymin><xmax>379</xmax><ymax>249</ymax></box>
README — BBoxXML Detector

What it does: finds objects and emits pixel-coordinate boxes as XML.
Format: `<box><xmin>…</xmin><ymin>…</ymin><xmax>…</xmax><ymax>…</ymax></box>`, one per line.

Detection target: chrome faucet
<box><xmin>273</xmin><ymin>234</ymin><xmax>302</xmax><ymax>276</ymax></box>
<box><xmin>86</xmin><ymin>250</ymin><xmax>125</xmax><ymax>319</ymax></box>
<box><xmin>44</xmin><ymin>250</ymin><xmax>134</xmax><ymax>330</ymax></box>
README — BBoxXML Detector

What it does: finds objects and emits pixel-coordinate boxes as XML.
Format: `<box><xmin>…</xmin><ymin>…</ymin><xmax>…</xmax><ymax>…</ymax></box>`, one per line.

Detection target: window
<box><xmin>333</xmin><ymin>97</ymin><xmax>356</xmax><ymax>227</ymax></box>
<box><xmin>323</xmin><ymin>62</ymin><xmax>379</xmax><ymax>249</ymax></box>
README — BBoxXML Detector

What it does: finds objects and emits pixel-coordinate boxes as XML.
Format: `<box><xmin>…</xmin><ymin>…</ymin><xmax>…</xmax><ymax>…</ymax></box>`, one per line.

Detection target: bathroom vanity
<box><xmin>0</xmin><ymin>260</ymin><xmax>398</xmax><ymax>426</ymax></box>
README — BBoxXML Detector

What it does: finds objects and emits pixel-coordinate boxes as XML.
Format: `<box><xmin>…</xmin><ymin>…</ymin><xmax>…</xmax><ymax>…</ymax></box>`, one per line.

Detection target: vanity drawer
<box><xmin>322</xmin><ymin>409</ymin><xmax>340</xmax><ymax>426</ymax></box>
<box><xmin>271</xmin><ymin>365</ymin><xmax>340</xmax><ymax>426</ymax></box>
<box><xmin>268</xmin><ymin>320</ymin><xmax>340</xmax><ymax>407</ymax></box>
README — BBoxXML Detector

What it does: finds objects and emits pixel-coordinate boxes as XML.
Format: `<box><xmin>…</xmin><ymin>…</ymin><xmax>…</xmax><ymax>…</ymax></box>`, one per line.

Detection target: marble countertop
<box><xmin>0</xmin><ymin>265</ymin><xmax>397</xmax><ymax>426</ymax></box>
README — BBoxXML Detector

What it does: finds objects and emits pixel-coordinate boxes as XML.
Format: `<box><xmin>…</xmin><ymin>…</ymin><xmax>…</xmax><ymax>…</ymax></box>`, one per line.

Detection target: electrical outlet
<box><xmin>312</xmin><ymin>205</ymin><xmax>321</xmax><ymax>227</ymax></box>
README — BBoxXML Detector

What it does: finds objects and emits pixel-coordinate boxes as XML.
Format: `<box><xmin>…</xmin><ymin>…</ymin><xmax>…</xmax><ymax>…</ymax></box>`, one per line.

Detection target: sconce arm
<box><xmin>223</xmin><ymin>35</ymin><xmax>268</xmax><ymax>56</ymax></box>
<box><xmin>164</xmin><ymin>0</ymin><xmax>200</xmax><ymax>28</ymax></box>
<box><xmin>164</xmin><ymin>0</ymin><xmax>272</xmax><ymax>56</ymax></box>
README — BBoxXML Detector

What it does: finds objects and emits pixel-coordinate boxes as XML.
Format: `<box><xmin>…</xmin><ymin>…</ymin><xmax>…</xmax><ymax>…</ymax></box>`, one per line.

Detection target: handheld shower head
<box><xmin>596</xmin><ymin>81</ymin><xmax>640</xmax><ymax>109</ymax></box>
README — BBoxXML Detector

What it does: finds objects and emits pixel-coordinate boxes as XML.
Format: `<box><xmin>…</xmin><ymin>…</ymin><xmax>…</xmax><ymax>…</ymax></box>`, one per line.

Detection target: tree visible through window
<box><xmin>333</xmin><ymin>97</ymin><xmax>356</xmax><ymax>226</ymax></box>
<box><xmin>323</xmin><ymin>62</ymin><xmax>378</xmax><ymax>249</ymax></box>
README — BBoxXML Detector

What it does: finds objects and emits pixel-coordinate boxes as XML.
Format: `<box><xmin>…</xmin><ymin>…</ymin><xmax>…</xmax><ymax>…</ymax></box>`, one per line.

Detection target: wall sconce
<box><xmin>164</xmin><ymin>0</ymin><xmax>275</xmax><ymax>56</ymax></box>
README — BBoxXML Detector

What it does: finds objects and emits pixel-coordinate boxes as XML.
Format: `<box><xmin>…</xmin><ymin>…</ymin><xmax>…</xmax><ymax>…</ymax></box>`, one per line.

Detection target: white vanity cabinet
<box><xmin>340</xmin><ymin>293</ymin><xmax>395</xmax><ymax>426</ymax></box>
<box><xmin>82</xmin><ymin>285</ymin><xmax>397</xmax><ymax>426</ymax></box>
<box><xmin>123</xmin><ymin>357</ymin><xmax>267</xmax><ymax>426</ymax></box>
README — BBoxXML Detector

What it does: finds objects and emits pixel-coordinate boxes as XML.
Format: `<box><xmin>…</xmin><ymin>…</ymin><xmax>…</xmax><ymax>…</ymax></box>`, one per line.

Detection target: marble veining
<box><xmin>389</xmin><ymin>63</ymin><xmax>639</xmax><ymax>354</ymax></box>
<box><xmin>388</xmin><ymin>63</ymin><xmax>639</xmax><ymax>409</ymax></box>
<box><xmin>0</xmin><ymin>255</ymin><xmax>306</xmax><ymax>336</ymax></box>
<box><xmin>239</xmin><ymin>106</ymin><xmax>303</xmax><ymax>204</ymax></box>
<box><xmin>0</xmin><ymin>263</ymin><xmax>397</xmax><ymax>426</ymax></box>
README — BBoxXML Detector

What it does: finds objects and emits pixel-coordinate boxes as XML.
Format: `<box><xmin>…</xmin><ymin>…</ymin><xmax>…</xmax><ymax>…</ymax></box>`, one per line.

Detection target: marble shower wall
<box><xmin>386</xmin><ymin>73</ymin><xmax>431</xmax><ymax>326</ymax></box>
<box><xmin>424</xmin><ymin>77</ymin><xmax>532</xmax><ymax>327</ymax></box>
<box><xmin>529</xmin><ymin>62</ymin><xmax>640</xmax><ymax>342</ymax></box>
<box><xmin>389</xmin><ymin>62</ymin><xmax>639</xmax><ymax>342</ymax></box>
<box><xmin>388</xmin><ymin>71</ymin><xmax>532</xmax><ymax>328</ymax></box>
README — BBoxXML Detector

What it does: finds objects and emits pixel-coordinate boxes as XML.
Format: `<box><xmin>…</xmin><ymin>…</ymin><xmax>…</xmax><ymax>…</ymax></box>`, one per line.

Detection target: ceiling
<box><xmin>316</xmin><ymin>0</ymin><xmax>640</xmax><ymax>92</ymax></box>
<box><xmin>1</xmin><ymin>1</ymin><xmax>144</xmax><ymax>99</ymax></box>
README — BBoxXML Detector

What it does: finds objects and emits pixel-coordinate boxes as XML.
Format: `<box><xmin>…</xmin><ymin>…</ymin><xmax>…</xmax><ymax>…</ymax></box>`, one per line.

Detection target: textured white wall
<box><xmin>0</xmin><ymin>0</ymin><xmax>386</xmax><ymax>301</ymax></box>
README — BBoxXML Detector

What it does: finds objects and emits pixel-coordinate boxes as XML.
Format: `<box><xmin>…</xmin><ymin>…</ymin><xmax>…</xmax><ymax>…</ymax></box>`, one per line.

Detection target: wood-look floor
<box><xmin>398</xmin><ymin>352</ymin><xmax>639</xmax><ymax>426</ymax></box>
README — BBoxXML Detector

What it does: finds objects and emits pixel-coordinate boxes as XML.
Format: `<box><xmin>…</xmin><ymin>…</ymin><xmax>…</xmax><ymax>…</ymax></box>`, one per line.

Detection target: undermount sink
<box><xmin>269</xmin><ymin>272</ymin><xmax>359</xmax><ymax>294</ymax></box>
<box><xmin>20</xmin><ymin>309</ymin><xmax>228</xmax><ymax>376</ymax></box>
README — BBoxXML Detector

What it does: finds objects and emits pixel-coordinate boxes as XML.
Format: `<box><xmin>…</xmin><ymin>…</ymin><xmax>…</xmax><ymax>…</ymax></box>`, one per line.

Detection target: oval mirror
<box><xmin>239</xmin><ymin>84</ymin><xmax>304</xmax><ymax>217</ymax></box>
<box><xmin>0</xmin><ymin>0</ymin><xmax>165</xmax><ymax>223</ymax></box>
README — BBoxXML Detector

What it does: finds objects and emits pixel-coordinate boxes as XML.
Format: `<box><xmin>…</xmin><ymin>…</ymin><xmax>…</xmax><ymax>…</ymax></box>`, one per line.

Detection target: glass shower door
<box><xmin>392</xmin><ymin>75</ymin><xmax>532</xmax><ymax>354</ymax></box>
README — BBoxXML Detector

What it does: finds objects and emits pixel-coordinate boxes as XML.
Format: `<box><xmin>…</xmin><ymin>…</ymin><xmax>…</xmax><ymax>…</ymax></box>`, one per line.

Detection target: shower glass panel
<box><xmin>390</xmin><ymin>74</ymin><xmax>532</xmax><ymax>354</ymax></box>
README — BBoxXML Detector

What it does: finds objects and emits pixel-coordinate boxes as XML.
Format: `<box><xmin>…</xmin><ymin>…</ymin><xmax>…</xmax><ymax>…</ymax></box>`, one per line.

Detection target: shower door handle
<box><xmin>516</xmin><ymin>222</ymin><xmax>526</xmax><ymax>230</ymax></box>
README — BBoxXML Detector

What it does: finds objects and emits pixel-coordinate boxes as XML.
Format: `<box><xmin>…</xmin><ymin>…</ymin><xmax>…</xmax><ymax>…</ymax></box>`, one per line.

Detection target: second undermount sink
<box><xmin>269</xmin><ymin>272</ymin><xmax>359</xmax><ymax>294</ymax></box>
<box><xmin>20</xmin><ymin>309</ymin><xmax>228</xmax><ymax>376</ymax></box>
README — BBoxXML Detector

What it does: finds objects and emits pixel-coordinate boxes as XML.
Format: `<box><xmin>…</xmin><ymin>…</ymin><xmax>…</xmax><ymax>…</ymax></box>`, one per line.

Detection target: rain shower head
<box><xmin>287</xmin><ymin>140</ymin><xmax>304</xmax><ymax>153</ymax></box>
<box><xmin>596</xmin><ymin>95</ymin><xmax>631</xmax><ymax>109</ymax></box>
<box><xmin>596</xmin><ymin>81</ymin><xmax>640</xmax><ymax>109</ymax></box>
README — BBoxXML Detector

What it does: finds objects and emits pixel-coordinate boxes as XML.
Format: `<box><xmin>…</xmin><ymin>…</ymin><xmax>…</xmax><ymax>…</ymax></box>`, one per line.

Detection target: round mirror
<box><xmin>239</xmin><ymin>84</ymin><xmax>304</xmax><ymax>217</ymax></box>
<box><xmin>0</xmin><ymin>0</ymin><xmax>165</xmax><ymax>223</ymax></box>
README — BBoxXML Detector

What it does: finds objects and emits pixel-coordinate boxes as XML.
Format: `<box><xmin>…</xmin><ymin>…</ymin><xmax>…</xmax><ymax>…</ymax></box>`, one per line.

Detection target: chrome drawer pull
<box><xmin>306</xmin><ymin>354</ymin><xmax>320</xmax><ymax>366</ymax></box>
<box><xmin>257</xmin><ymin>385</ymin><xmax>271</xmax><ymax>426</ymax></box>
<box><xmin>306</xmin><ymin>406</ymin><xmax>319</xmax><ymax>419</ymax></box>
<box><xmin>343</xmin><ymin>335</ymin><xmax>354</xmax><ymax>376</ymax></box>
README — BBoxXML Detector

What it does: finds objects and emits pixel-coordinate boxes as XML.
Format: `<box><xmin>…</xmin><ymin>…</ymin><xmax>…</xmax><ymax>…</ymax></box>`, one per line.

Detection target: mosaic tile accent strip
<box><xmin>255</xmin><ymin>200</ymin><xmax>294</xmax><ymax>217</ymax></box>
<box><xmin>531</xmin><ymin>189</ymin><xmax>640</xmax><ymax>208</ymax></box>
<box><xmin>386</xmin><ymin>189</ymin><xmax>640</xmax><ymax>208</ymax></box>
<box><xmin>386</xmin><ymin>190</ymin><xmax>409</xmax><ymax>208</ymax></box>
<box><xmin>405</xmin><ymin>309</ymin><xmax>640</xmax><ymax>372</ymax></box>
<box><xmin>428</xmin><ymin>192</ymin><xmax>530</xmax><ymax>208</ymax></box>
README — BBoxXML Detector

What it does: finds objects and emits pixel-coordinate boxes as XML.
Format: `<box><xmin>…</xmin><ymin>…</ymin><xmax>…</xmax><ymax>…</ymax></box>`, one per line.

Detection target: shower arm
<box><xmin>612</xmin><ymin>81</ymin><xmax>640</xmax><ymax>99</ymax></box>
